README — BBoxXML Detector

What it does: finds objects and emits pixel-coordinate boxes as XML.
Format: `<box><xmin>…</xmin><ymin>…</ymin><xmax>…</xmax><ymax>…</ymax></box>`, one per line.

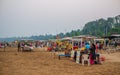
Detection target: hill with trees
<box><xmin>82</xmin><ymin>15</ymin><xmax>120</xmax><ymax>37</ymax></box>
<box><xmin>0</xmin><ymin>15</ymin><xmax>120</xmax><ymax>42</ymax></box>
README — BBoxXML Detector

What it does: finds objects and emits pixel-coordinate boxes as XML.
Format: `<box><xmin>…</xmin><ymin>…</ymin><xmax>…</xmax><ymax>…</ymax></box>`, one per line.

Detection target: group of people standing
<box><xmin>84</xmin><ymin>43</ymin><xmax>100</xmax><ymax>64</ymax></box>
<box><xmin>73</xmin><ymin>42</ymin><xmax>100</xmax><ymax>65</ymax></box>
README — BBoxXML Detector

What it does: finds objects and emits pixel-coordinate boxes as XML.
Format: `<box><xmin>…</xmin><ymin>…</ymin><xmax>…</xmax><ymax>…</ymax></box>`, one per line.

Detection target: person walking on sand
<box><xmin>18</xmin><ymin>42</ymin><xmax>21</xmax><ymax>52</ymax></box>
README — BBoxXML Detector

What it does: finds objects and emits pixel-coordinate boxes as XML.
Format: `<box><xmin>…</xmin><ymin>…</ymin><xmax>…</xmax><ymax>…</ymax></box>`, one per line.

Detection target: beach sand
<box><xmin>0</xmin><ymin>47</ymin><xmax>120</xmax><ymax>75</ymax></box>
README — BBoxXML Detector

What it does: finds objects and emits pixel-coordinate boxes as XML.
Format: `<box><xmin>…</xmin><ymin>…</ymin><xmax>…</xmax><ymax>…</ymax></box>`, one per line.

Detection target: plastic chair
<box><xmin>82</xmin><ymin>54</ymin><xmax>90</xmax><ymax>66</ymax></box>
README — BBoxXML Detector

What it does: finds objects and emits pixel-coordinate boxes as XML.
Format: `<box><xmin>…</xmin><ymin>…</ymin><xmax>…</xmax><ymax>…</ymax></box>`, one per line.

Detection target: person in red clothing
<box><xmin>90</xmin><ymin>44</ymin><xmax>96</xmax><ymax>65</ymax></box>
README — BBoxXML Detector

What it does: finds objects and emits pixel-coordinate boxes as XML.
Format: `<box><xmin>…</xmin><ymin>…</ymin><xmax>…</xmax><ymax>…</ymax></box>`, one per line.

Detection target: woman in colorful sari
<box><xmin>90</xmin><ymin>43</ymin><xmax>96</xmax><ymax>65</ymax></box>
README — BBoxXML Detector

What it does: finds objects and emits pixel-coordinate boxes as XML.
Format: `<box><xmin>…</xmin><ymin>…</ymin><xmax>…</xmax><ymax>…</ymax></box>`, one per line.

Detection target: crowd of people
<box><xmin>17</xmin><ymin>42</ymin><xmax>34</xmax><ymax>52</ymax></box>
<box><xmin>71</xmin><ymin>42</ymin><xmax>101</xmax><ymax>65</ymax></box>
<box><xmin>1</xmin><ymin>39</ymin><xmax>119</xmax><ymax>64</ymax></box>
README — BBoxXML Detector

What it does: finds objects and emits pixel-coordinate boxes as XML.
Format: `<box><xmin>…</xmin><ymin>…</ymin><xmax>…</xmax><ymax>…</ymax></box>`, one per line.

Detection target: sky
<box><xmin>0</xmin><ymin>0</ymin><xmax>120</xmax><ymax>38</ymax></box>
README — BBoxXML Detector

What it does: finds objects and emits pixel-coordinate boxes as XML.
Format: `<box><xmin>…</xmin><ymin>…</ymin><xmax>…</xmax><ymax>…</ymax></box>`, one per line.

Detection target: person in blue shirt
<box><xmin>85</xmin><ymin>43</ymin><xmax>90</xmax><ymax>53</ymax></box>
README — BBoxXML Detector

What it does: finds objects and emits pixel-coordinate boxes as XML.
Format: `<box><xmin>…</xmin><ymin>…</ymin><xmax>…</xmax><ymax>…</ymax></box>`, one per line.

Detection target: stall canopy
<box><xmin>104</xmin><ymin>34</ymin><xmax>120</xmax><ymax>39</ymax></box>
<box><xmin>60</xmin><ymin>37</ymin><xmax>72</xmax><ymax>41</ymax></box>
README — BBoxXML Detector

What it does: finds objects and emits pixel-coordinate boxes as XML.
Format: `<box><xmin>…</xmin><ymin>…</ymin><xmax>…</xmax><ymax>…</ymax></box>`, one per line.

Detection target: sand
<box><xmin>0</xmin><ymin>47</ymin><xmax>120</xmax><ymax>75</ymax></box>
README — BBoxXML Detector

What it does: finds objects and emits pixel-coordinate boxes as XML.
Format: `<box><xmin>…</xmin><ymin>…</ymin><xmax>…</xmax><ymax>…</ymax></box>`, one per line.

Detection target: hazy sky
<box><xmin>0</xmin><ymin>0</ymin><xmax>120</xmax><ymax>38</ymax></box>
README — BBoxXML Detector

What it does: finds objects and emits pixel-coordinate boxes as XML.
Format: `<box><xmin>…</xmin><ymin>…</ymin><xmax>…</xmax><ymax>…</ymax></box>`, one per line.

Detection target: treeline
<box><xmin>29</xmin><ymin>29</ymin><xmax>81</xmax><ymax>40</ymax></box>
<box><xmin>29</xmin><ymin>15</ymin><xmax>120</xmax><ymax>40</ymax></box>
<box><xmin>0</xmin><ymin>15</ymin><xmax>120</xmax><ymax>42</ymax></box>
<box><xmin>82</xmin><ymin>15</ymin><xmax>120</xmax><ymax>37</ymax></box>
